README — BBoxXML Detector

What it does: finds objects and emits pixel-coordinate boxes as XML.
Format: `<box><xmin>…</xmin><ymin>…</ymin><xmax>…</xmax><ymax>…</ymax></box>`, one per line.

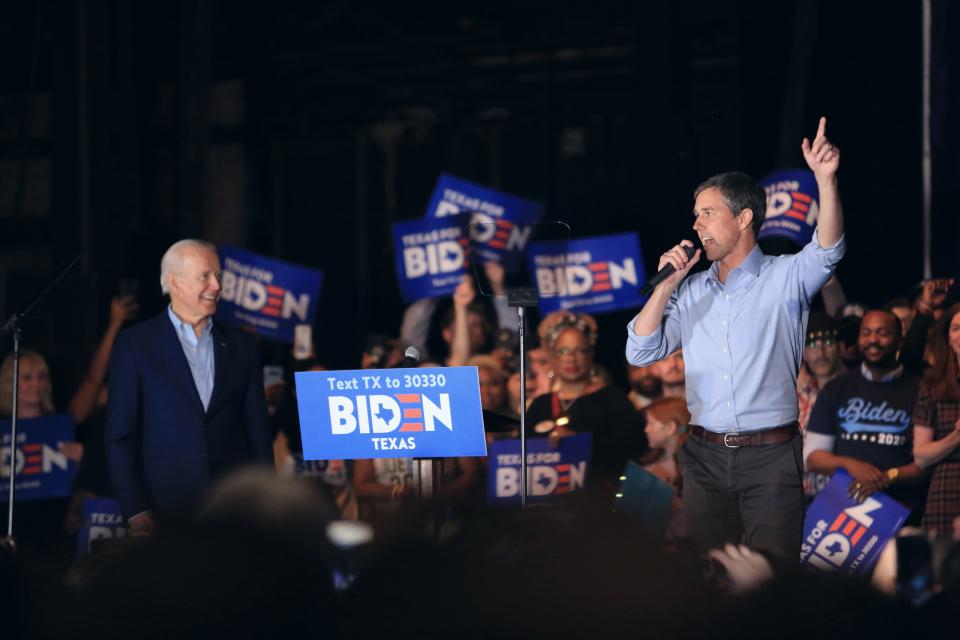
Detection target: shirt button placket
<box><xmin>723</xmin><ymin>291</ymin><xmax>734</xmax><ymax>422</ymax></box>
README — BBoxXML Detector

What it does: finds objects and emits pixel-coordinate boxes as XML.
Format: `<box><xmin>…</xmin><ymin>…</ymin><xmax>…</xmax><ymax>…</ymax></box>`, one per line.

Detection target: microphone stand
<box><xmin>2</xmin><ymin>253</ymin><xmax>82</xmax><ymax>549</ymax></box>
<box><xmin>507</xmin><ymin>287</ymin><xmax>539</xmax><ymax>509</ymax></box>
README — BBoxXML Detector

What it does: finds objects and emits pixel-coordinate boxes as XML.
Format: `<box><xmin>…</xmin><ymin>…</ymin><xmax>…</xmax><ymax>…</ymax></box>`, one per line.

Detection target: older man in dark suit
<box><xmin>106</xmin><ymin>239</ymin><xmax>272</xmax><ymax>534</ymax></box>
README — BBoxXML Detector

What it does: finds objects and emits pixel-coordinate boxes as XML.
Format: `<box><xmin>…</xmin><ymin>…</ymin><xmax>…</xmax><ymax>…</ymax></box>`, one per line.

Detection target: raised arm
<box><xmin>801</xmin><ymin>116</ymin><xmax>844</xmax><ymax>247</ymax></box>
<box><xmin>447</xmin><ymin>276</ymin><xmax>475</xmax><ymax>367</ymax></box>
<box><xmin>68</xmin><ymin>295</ymin><xmax>138</xmax><ymax>424</ymax></box>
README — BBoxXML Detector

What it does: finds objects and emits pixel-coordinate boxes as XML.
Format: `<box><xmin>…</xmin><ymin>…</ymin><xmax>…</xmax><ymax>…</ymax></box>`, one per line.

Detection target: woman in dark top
<box><xmin>526</xmin><ymin>312</ymin><xmax>646</xmax><ymax>485</ymax></box>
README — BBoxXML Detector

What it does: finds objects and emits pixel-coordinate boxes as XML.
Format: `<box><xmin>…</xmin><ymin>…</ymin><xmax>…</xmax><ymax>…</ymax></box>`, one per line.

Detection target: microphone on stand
<box><xmin>639</xmin><ymin>244</ymin><xmax>698</xmax><ymax>296</ymax></box>
<box><xmin>402</xmin><ymin>346</ymin><xmax>421</xmax><ymax>367</ymax></box>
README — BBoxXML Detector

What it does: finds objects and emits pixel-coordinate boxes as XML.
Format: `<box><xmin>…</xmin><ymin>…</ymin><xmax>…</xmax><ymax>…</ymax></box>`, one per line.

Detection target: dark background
<box><xmin>1</xmin><ymin>0</ymin><xmax>957</xmax><ymax>403</ymax></box>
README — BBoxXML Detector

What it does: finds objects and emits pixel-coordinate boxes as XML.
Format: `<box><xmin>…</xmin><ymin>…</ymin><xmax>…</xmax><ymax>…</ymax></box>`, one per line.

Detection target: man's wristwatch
<box><xmin>886</xmin><ymin>467</ymin><xmax>900</xmax><ymax>482</ymax></box>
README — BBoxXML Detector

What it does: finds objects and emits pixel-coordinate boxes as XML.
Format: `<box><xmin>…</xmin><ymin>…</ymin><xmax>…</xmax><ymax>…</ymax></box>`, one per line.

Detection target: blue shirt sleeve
<box><xmin>796</xmin><ymin>228</ymin><xmax>846</xmax><ymax>302</ymax></box>
<box><xmin>625</xmin><ymin>287</ymin><xmax>683</xmax><ymax>366</ymax></box>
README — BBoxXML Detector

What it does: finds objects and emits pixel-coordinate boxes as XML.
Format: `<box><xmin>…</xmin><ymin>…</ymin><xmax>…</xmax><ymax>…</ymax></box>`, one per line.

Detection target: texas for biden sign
<box><xmin>217</xmin><ymin>245</ymin><xmax>324</xmax><ymax>343</ymax></box>
<box><xmin>393</xmin><ymin>217</ymin><xmax>469</xmax><ymax>302</ymax></box>
<box><xmin>799</xmin><ymin>470</ymin><xmax>908</xmax><ymax>576</ymax></box>
<box><xmin>425</xmin><ymin>173</ymin><xmax>545</xmax><ymax>268</ymax></box>
<box><xmin>487</xmin><ymin>433</ymin><xmax>592</xmax><ymax>505</ymax></box>
<box><xmin>295</xmin><ymin>367</ymin><xmax>487</xmax><ymax>459</ymax></box>
<box><xmin>758</xmin><ymin>169</ymin><xmax>819</xmax><ymax>246</ymax></box>
<box><xmin>528</xmin><ymin>232</ymin><xmax>645</xmax><ymax>314</ymax></box>
<box><xmin>1</xmin><ymin>414</ymin><xmax>77</xmax><ymax>501</ymax></box>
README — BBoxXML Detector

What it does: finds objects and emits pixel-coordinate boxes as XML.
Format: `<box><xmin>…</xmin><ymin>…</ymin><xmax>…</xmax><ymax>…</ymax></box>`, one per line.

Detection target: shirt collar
<box><xmin>860</xmin><ymin>362</ymin><xmax>903</xmax><ymax>382</ymax></box>
<box><xmin>167</xmin><ymin>305</ymin><xmax>213</xmax><ymax>342</ymax></box>
<box><xmin>708</xmin><ymin>243</ymin><xmax>764</xmax><ymax>285</ymax></box>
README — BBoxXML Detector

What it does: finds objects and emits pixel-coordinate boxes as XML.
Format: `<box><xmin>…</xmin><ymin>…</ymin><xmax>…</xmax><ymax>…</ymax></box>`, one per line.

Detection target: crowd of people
<box><xmin>2</xmin><ymin>125</ymin><xmax>960</xmax><ymax>632</ymax></box>
<box><xmin>2</xmin><ymin>256</ymin><xmax>960</xmax><ymax>635</ymax></box>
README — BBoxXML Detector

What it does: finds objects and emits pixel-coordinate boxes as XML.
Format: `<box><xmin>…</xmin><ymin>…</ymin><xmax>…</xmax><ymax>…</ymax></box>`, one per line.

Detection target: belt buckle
<box><xmin>722</xmin><ymin>432</ymin><xmax>740</xmax><ymax>449</ymax></box>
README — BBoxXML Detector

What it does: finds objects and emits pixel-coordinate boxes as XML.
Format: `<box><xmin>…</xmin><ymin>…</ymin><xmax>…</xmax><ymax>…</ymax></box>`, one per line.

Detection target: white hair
<box><xmin>160</xmin><ymin>239</ymin><xmax>217</xmax><ymax>295</ymax></box>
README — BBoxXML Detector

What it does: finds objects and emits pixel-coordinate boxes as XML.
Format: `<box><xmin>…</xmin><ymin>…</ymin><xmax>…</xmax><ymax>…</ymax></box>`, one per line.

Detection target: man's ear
<box><xmin>738</xmin><ymin>208</ymin><xmax>754</xmax><ymax>231</ymax></box>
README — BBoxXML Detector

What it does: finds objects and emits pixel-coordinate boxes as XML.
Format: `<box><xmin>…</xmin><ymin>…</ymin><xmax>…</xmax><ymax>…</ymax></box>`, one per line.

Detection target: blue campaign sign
<box><xmin>487</xmin><ymin>433</ymin><xmax>592</xmax><ymax>506</ymax></box>
<box><xmin>425</xmin><ymin>174</ymin><xmax>545</xmax><ymax>268</ymax></box>
<box><xmin>528</xmin><ymin>232</ymin><xmax>646</xmax><ymax>315</ymax></box>
<box><xmin>1</xmin><ymin>414</ymin><xmax>77</xmax><ymax>501</ymax></box>
<box><xmin>758</xmin><ymin>169</ymin><xmax>819</xmax><ymax>246</ymax></box>
<box><xmin>217</xmin><ymin>245</ymin><xmax>324</xmax><ymax>343</ymax></box>
<box><xmin>800</xmin><ymin>470</ymin><xmax>909</xmax><ymax>576</ymax></box>
<box><xmin>76</xmin><ymin>498</ymin><xmax>128</xmax><ymax>559</ymax></box>
<box><xmin>295</xmin><ymin>367</ymin><xmax>487</xmax><ymax>460</ymax></box>
<box><xmin>392</xmin><ymin>216</ymin><xmax>469</xmax><ymax>302</ymax></box>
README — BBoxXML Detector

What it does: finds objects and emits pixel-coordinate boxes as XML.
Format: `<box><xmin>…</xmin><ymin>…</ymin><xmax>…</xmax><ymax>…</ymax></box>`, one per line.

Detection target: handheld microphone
<box><xmin>402</xmin><ymin>346</ymin><xmax>421</xmax><ymax>367</ymax></box>
<box><xmin>639</xmin><ymin>244</ymin><xmax>698</xmax><ymax>296</ymax></box>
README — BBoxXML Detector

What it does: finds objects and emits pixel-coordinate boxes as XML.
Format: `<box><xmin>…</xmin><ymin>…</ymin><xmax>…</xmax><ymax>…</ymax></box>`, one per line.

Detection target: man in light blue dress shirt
<box><xmin>626</xmin><ymin>118</ymin><xmax>845</xmax><ymax>560</ymax></box>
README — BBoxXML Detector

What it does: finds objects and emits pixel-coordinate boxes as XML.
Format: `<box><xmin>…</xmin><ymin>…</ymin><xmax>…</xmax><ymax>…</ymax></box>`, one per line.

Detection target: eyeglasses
<box><xmin>555</xmin><ymin>347</ymin><xmax>591</xmax><ymax>357</ymax></box>
<box><xmin>805</xmin><ymin>338</ymin><xmax>835</xmax><ymax>349</ymax></box>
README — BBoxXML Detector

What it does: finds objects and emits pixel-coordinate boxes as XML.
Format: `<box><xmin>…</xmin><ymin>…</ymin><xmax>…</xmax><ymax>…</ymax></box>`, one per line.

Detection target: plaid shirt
<box><xmin>913</xmin><ymin>384</ymin><xmax>960</xmax><ymax>536</ymax></box>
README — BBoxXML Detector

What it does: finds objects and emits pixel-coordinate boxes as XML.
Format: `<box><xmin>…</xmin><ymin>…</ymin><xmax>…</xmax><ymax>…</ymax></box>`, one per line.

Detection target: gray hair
<box><xmin>160</xmin><ymin>239</ymin><xmax>217</xmax><ymax>294</ymax></box>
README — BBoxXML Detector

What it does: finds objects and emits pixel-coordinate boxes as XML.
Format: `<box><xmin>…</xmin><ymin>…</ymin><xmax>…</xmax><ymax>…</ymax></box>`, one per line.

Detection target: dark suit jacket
<box><xmin>106</xmin><ymin>311</ymin><xmax>272</xmax><ymax>520</ymax></box>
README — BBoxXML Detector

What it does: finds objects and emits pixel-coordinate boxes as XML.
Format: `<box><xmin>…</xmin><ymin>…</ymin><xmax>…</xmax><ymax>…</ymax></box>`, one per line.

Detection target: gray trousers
<box><xmin>678</xmin><ymin>431</ymin><xmax>805</xmax><ymax>561</ymax></box>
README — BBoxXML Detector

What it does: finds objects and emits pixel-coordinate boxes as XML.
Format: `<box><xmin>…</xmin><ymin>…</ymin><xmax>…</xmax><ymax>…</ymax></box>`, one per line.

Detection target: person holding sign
<box><xmin>626</xmin><ymin>117</ymin><xmax>845</xmax><ymax>559</ymax></box>
<box><xmin>529</xmin><ymin>312</ymin><xmax>645</xmax><ymax>484</ymax></box>
<box><xmin>106</xmin><ymin>240</ymin><xmax>272</xmax><ymax>534</ymax></box>
<box><xmin>804</xmin><ymin>310</ymin><xmax>927</xmax><ymax>524</ymax></box>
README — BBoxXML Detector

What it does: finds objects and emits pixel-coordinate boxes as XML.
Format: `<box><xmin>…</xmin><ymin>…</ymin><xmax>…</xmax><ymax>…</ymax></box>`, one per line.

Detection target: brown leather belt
<box><xmin>689</xmin><ymin>423</ymin><xmax>799</xmax><ymax>448</ymax></box>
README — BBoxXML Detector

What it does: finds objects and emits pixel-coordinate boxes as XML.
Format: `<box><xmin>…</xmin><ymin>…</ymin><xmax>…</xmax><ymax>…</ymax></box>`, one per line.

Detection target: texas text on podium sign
<box><xmin>295</xmin><ymin>367</ymin><xmax>487</xmax><ymax>460</ymax></box>
<box><xmin>800</xmin><ymin>469</ymin><xmax>909</xmax><ymax>576</ymax></box>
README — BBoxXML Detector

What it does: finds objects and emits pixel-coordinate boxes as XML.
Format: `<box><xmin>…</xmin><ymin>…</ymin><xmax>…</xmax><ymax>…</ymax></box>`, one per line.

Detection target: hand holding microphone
<box><xmin>640</xmin><ymin>240</ymin><xmax>702</xmax><ymax>296</ymax></box>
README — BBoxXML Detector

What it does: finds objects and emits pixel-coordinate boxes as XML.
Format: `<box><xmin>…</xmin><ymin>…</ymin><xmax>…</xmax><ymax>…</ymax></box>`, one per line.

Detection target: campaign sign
<box><xmin>1</xmin><ymin>414</ymin><xmax>76</xmax><ymax>501</ymax></box>
<box><xmin>487</xmin><ymin>433</ymin><xmax>592</xmax><ymax>506</ymax></box>
<box><xmin>800</xmin><ymin>470</ymin><xmax>909</xmax><ymax>576</ymax></box>
<box><xmin>758</xmin><ymin>169</ymin><xmax>820</xmax><ymax>246</ymax></box>
<box><xmin>528</xmin><ymin>232</ymin><xmax>646</xmax><ymax>314</ymax></box>
<box><xmin>76</xmin><ymin>498</ymin><xmax>128</xmax><ymax>559</ymax></box>
<box><xmin>295</xmin><ymin>367</ymin><xmax>487</xmax><ymax>460</ymax></box>
<box><xmin>425</xmin><ymin>173</ymin><xmax>545</xmax><ymax>268</ymax></box>
<box><xmin>217</xmin><ymin>245</ymin><xmax>324</xmax><ymax>343</ymax></box>
<box><xmin>392</xmin><ymin>216</ymin><xmax>469</xmax><ymax>302</ymax></box>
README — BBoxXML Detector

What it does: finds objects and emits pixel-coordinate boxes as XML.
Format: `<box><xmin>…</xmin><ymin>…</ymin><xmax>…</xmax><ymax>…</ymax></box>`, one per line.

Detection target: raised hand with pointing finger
<box><xmin>802</xmin><ymin>116</ymin><xmax>839</xmax><ymax>181</ymax></box>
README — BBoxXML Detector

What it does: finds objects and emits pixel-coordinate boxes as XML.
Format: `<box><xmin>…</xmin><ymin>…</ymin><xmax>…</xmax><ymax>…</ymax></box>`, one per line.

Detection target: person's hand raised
<box><xmin>453</xmin><ymin>276</ymin><xmax>476</xmax><ymax>309</ymax></box>
<box><xmin>918</xmin><ymin>278</ymin><xmax>954</xmax><ymax>314</ymax></box>
<box><xmin>802</xmin><ymin>116</ymin><xmax>840</xmax><ymax>181</ymax></box>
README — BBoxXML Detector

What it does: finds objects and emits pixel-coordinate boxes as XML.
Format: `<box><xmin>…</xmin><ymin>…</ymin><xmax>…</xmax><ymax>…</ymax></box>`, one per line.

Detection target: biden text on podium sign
<box><xmin>295</xmin><ymin>367</ymin><xmax>487</xmax><ymax>460</ymax></box>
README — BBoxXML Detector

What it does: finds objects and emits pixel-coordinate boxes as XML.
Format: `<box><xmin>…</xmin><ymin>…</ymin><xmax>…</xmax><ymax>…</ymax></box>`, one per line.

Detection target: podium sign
<box><xmin>295</xmin><ymin>367</ymin><xmax>487</xmax><ymax>460</ymax></box>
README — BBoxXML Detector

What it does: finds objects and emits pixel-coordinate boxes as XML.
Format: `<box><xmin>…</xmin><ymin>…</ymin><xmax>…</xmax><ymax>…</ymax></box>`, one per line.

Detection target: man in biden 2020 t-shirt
<box><xmin>804</xmin><ymin>309</ymin><xmax>928</xmax><ymax>524</ymax></box>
